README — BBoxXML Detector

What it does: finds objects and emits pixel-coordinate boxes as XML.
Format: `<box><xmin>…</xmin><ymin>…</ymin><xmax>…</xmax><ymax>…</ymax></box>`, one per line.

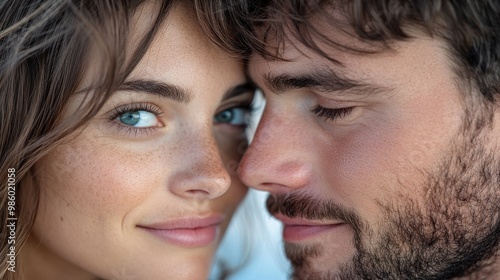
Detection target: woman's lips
<box><xmin>138</xmin><ymin>215</ymin><xmax>224</xmax><ymax>247</ymax></box>
<box><xmin>274</xmin><ymin>214</ymin><xmax>346</xmax><ymax>242</ymax></box>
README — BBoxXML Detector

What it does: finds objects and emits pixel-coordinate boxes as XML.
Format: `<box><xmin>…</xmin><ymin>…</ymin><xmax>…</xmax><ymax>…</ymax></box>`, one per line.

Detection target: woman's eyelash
<box><xmin>239</xmin><ymin>100</ymin><xmax>260</xmax><ymax>128</ymax></box>
<box><xmin>219</xmin><ymin>100</ymin><xmax>259</xmax><ymax>120</ymax></box>
<box><xmin>105</xmin><ymin>102</ymin><xmax>163</xmax><ymax>137</ymax></box>
<box><xmin>241</xmin><ymin>101</ymin><xmax>259</xmax><ymax>115</ymax></box>
<box><xmin>107</xmin><ymin>102</ymin><xmax>162</xmax><ymax>121</ymax></box>
<box><xmin>311</xmin><ymin>105</ymin><xmax>354</xmax><ymax>121</ymax></box>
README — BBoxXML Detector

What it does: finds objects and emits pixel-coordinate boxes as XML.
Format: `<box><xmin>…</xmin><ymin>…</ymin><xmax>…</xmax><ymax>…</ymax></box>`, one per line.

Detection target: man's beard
<box><xmin>267</xmin><ymin>107</ymin><xmax>500</xmax><ymax>280</ymax></box>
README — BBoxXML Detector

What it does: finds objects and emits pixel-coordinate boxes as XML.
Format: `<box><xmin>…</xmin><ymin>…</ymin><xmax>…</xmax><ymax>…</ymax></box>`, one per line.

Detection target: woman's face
<box><xmin>29</xmin><ymin>3</ymin><xmax>251</xmax><ymax>279</ymax></box>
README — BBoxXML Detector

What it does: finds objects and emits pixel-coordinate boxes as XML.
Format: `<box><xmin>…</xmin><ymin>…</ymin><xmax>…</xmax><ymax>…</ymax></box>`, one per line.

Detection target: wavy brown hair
<box><xmin>196</xmin><ymin>0</ymin><xmax>500</xmax><ymax>103</ymax></box>
<box><xmin>0</xmin><ymin>1</ymin><xmax>174</xmax><ymax>278</ymax></box>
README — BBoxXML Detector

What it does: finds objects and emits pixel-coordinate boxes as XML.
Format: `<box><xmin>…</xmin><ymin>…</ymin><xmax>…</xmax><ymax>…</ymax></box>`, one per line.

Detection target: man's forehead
<box><xmin>247</xmin><ymin>23</ymin><xmax>414</xmax><ymax>87</ymax></box>
<box><xmin>247</xmin><ymin>31</ymin><xmax>337</xmax><ymax>84</ymax></box>
<box><xmin>247</xmin><ymin>54</ymin><xmax>310</xmax><ymax>86</ymax></box>
<box><xmin>246</xmin><ymin>38</ymin><xmax>350</xmax><ymax>87</ymax></box>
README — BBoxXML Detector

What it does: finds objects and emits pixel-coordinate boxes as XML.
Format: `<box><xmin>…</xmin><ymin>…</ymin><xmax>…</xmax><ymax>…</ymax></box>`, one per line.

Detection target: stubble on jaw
<box><xmin>353</xmin><ymin>101</ymin><xmax>500</xmax><ymax>280</ymax></box>
<box><xmin>286</xmin><ymin>243</ymin><xmax>357</xmax><ymax>280</ymax></box>
<box><xmin>269</xmin><ymin>100</ymin><xmax>500</xmax><ymax>280</ymax></box>
<box><xmin>286</xmin><ymin>243</ymin><xmax>322</xmax><ymax>279</ymax></box>
<box><xmin>267</xmin><ymin>193</ymin><xmax>367</xmax><ymax>280</ymax></box>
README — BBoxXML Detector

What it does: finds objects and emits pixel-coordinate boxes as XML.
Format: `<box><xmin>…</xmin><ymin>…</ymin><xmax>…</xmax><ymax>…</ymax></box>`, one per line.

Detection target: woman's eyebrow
<box><xmin>223</xmin><ymin>82</ymin><xmax>255</xmax><ymax>100</ymax></box>
<box><xmin>120</xmin><ymin>79</ymin><xmax>192</xmax><ymax>103</ymax></box>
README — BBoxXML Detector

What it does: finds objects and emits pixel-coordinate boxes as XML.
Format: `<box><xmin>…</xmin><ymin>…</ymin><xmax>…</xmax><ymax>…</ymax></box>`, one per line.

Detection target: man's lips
<box><xmin>274</xmin><ymin>214</ymin><xmax>347</xmax><ymax>242</ymax></box>
<box><xmin>137</xmin><ymin>215</ymin><xmax>224</xmax><ymax>247</ymax></box>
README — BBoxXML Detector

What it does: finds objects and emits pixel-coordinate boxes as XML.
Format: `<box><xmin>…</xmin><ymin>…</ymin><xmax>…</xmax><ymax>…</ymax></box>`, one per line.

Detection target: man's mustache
<box><xmin>266</xmin><ymin>193</ymin><xmax>364</xmax><ymax>231</ymax></box>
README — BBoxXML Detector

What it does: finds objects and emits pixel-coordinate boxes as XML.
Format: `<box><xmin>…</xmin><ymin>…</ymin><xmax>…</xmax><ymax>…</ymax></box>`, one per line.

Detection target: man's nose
<box><xmin>238</xmin><ymin>106</ymin><xmax>313</xmax><ymax>193</ymax></box>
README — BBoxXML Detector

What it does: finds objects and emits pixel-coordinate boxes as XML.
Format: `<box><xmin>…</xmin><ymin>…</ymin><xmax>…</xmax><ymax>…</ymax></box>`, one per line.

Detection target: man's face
<box><xmin>239</xmin><ymin>25</ymin><xmax>500</xmax><ymax>279</ymax></box>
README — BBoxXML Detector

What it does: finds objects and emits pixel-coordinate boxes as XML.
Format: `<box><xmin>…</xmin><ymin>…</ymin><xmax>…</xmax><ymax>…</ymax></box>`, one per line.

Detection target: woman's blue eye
<box><xmin>214</xmin><ymin>108</ymin><xmax>248</xmax><ymax>126</ymax></box>
<box><xmin>119</xmin><ymin>110</ymin><xmax>158</xmax><ymax>127</ymax></box>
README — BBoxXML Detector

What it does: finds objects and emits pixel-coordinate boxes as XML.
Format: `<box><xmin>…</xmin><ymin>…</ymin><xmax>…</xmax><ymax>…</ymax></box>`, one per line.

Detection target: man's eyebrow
<box><xmin>119</xmin><ymin>79</ymin><xmax>192</xmax><ymax>103</ymax></box>
<box><xmin>263</xmin><ymin>69</ymin><xmax>392</xmax><ymax>97</ymax></box>
<box><xmin>223</xmin><ymin>82</ymin><xmax>255</xmax><ymax>100</ymax></box>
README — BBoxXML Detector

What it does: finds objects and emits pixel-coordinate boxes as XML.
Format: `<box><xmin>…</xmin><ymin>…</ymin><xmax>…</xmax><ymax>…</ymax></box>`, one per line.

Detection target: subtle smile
<box><xmin>138</xmin><ymin>215</ymin><xmax>224</xmax><ymax>247</ymax></box>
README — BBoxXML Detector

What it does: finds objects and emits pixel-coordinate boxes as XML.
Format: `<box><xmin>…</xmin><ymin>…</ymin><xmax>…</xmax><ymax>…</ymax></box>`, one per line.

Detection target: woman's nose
<box><xmin>168</xmin><ymin>129</ymin><xmax>231</xmax><ymax>200</ymax></box>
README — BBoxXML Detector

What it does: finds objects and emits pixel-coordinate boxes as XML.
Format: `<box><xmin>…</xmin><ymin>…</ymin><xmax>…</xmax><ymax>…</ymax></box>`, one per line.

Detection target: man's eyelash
<box><xmin>311</xmin><ymin>105</ymin><xmax>354</xmax><ymax>121</ymax></box>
